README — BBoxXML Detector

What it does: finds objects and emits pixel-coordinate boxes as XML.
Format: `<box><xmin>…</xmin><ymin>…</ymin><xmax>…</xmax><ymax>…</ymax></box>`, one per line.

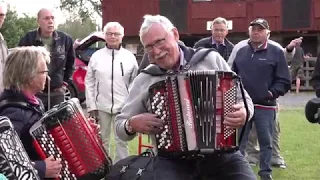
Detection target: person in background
<box><xmin>85</xmin><ymin>22</ymin><xmax>138</xmax><ymax>163</ymax></box>
<box><xmin>194</xmin><ymin>17</ymin><xmax>234</xmax><ymax>61</ymax></box>
<box><xmin>18</xmin><ymin>8</ymin><xmax>75</xmax><ymax>110</ymax></box>
<box><xmin>0</xmin><ymin>2</ymin><xmax>8</xmax><ymax>92</ymax></box>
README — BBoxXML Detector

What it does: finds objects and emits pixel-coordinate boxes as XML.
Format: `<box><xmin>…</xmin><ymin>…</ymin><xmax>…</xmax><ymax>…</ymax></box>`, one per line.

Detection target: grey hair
<box><xmin>139</xmin><ymin>14</ymin><xmax>175</xmax><ymax>43</ymax></box>
<box><xmin>212</xmin><ymin>17</ymin><xmax>228</xmax><ymax>26</ymax></box>
<box><xmin>3</xmin><ymin>46</ymin><xmax>50</xmax><ymax>91</ymax></box>
<box><xmin>103</xmin><ymin>22</ymin><xmax>124</xmax><ymax>36</ymax></box>
<box><xmin>0</xmin><ymin>1</ymin><xmax>7</xmax><ymax>14</ymax></box>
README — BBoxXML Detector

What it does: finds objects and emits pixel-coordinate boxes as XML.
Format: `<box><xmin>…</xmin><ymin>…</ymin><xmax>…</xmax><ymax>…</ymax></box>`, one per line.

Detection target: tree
<box><xmin>59</xmin><ymin>0</ymin><xmax>102</xmax><ymax>20</ymax></box>
<box><xmin>1</xmin><ymin>8</ymin><xmax>37</xmax><ymax>48</ymax></box>
<box><xmin>58</xmin><ymin>18</ymin><xmax>97</xmax><ymax>40</ymax></box>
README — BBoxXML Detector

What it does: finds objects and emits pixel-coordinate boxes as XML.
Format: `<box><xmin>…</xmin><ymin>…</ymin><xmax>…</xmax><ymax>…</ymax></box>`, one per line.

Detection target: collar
<box><xmin>172</xmin><ymin>47</ymin><xmax>186</xmax><ymax>71</ymax></box>
<box><xmin>22</xmin><ymin>91</ymin><xmax>39</xmax><ymax>105</ymax></box>
<box><xmin>212</xmin><ymin>37</ymin><xmax>226</xmax><ymax>46</ymax></box>
<box><xmin>248</xmin><ymin>40</ymin><xmax>268</xmax><ymax>51</ymax></box>
<box><xmin>36</xmin><ymin>28</ymin><xmax>59</xmax><ymax>42</ymax></box>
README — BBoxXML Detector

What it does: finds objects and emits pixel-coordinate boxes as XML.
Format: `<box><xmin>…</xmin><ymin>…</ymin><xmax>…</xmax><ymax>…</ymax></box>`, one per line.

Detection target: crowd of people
<box><xmin>0</xmin><ymin>1</ymin><xmax>315</xmax><ymax>180</ymax></box>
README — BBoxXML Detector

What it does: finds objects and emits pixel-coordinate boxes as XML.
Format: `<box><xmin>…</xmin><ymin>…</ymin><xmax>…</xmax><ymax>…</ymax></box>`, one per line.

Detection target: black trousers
<box><xmin>154</xmin><ymin>151</ymin><xmax>257</xmax><ymax>180</ymax></box>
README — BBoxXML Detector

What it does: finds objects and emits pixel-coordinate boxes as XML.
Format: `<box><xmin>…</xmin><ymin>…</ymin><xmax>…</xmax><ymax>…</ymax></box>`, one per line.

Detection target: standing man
<box><xmin>229</xmin><ymin>37</ymin><xmax>302</xmax><ymax>169</ymax></box>
<box><xmin>229</xmin><ymin>18</ymin><xmax>291</xmax><ymax>180</ymax></box>
<box><xmin>18</xmin><ymin>8</ymin><xmax>75</xmax><ymax>110</ymax></box>
<box><xmin>194</xmin><ymin>17</ymin><xmax>234</xmax><ymax>61</ymax></box>
<box><xmin>85</xmin><ymin>22</ymin><xmax>137</xmax><ymax>163</ymax></box>
<box><xmin>289</xmin><ymin>45</ymin><xmax>305</xmax><ymax>94</ymax></box>
<box><xmin>0</xmin><ymin>2</ymin><xmax>8</xmax><ymax>92</ymax></box>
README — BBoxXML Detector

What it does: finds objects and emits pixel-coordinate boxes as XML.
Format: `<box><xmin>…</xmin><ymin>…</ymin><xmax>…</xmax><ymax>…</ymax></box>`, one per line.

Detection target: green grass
<box><xmin>108</xmin><ymin>109</ymin><xmax>320</xmax><ymax>180</ymax></box>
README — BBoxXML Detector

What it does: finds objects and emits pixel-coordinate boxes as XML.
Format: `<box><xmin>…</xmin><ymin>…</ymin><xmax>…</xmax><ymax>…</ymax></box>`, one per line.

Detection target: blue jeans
<box><xmin>153</xmin><ymin>151</ymin><xmax>256</xmax><ymax>180</ymax></box>
<box><xmin>239</xmin><ymin>107</ymin><xmax>276</xmax><ymax>177</ymax></box>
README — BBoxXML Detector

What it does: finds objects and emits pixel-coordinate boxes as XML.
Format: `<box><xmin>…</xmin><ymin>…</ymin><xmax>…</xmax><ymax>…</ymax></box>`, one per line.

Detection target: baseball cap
<box><xmin>250</xmin><ymin>18</ymin><xmax>270</xmax><ymax>30</ymax></box>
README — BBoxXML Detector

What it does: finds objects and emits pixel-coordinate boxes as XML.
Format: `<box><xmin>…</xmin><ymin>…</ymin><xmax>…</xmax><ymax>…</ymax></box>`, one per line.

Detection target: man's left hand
<box><xmin>224</xmin><ymin>103</ymin><xmax>247</xmax><ymax>129</ymax></box>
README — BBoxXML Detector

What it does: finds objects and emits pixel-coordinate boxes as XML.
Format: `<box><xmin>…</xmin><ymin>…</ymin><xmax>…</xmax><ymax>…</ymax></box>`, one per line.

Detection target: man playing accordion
<box><xmin>115</xmin><ymin>14</ymin><xmax>256</xmax><ymax>180</ymax></box>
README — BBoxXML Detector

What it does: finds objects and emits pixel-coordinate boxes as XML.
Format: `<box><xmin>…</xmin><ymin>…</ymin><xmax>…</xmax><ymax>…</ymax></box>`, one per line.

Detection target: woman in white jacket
<box><xmin>85</xmin><ymin>22</ymin><xmax>138</xmax><ymax>163</ymax></box>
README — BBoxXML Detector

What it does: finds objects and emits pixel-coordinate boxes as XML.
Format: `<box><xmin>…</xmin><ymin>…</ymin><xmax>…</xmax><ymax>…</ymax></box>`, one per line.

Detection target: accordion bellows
<box><xmin>30</xmin><ymin>98</ymin><xmax>111</xmax><ymax>180</ymax></box>
<box><xmin>0</xmin><ymin>117</ymin><xmax>40</xmax><ymax>180</ymax></box>
<box><xmin>149</xmin><ymin>70</ymin><xmax>239</xmax><ymax>157</ymax></box>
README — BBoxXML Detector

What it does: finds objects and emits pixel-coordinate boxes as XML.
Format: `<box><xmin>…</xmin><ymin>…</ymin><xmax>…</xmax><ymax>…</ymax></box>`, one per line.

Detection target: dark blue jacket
<box><xmin>193</xmin><ymin>37</ymin><xmax>234</xmax><ymax>61</ymax></box>
<box><xmin>232</xmin><ymin>42</ymin><xmax>291</xmax><ymax>106</ymax></box>
<box><xmin>18</xmin><ymin>28</ymin><xmax>75</xmax><ymax>90</ymax></box>
<box><xmin>0</xmin><ymin>90</ymin><xmax>46</xmax><ymax>179</ymax></box>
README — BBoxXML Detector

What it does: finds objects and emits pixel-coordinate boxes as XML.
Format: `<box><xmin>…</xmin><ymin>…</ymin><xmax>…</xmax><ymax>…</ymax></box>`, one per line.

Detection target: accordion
<box><xmin>149</xmin><ymin>70</ymin><xmax>239</xmax><ymax>157</ymax></box>
<box><xmin>29</xmin><ymin>98</ymin><xmax>112</xmax><ymax>180</ymax></box>
<box><xmin>0</xmin><ymin>117</ymin><xmax>40</xmax><ymax>180</ymax></box>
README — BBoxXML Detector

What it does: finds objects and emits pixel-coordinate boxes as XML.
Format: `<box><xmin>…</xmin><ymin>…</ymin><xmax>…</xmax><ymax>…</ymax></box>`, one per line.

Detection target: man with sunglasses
<box><xmin>0</xmin><ymin>2</ymin><xmax>7</xmax><ymax>92</ymax></box>
<box><xmin>18</xmin><ymin>8</ymin><xmax>75</xmax><ymax>110</ymax></box>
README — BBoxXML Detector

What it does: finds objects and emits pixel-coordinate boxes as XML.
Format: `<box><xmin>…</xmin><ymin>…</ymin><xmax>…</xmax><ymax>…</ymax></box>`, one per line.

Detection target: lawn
<box><xmin>108</xmin><ymin>109</ymin><xmax>320</xmax><ymax>180</ymax></box>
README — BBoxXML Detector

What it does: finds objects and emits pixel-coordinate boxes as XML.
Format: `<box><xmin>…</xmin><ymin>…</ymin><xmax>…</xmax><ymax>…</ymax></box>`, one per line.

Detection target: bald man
<box><xmin>18</xmin><ymin>8</ymin><xmax>75</xmax><ymax>110</ymax></box>
<box><xmin>0</xmin><ymin>2</ymin><xmax>8</xmax><ymax>92</ymax></box>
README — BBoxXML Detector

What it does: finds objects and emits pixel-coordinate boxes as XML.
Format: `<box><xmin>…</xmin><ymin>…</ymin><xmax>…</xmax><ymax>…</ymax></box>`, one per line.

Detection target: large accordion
<box><xmin>0</xmin><ymin>116</ymin><xmax>40</xmax><ymax>180</ymax></box>
<box><xmin>149</xmin><ymin>70</ymin><xmax>240</xmax><ymax>157</ymax></box>
<box><xmin>29</xmin><ymin>98</ymin><xmax>112</xmax><ymax>180</ymax></box>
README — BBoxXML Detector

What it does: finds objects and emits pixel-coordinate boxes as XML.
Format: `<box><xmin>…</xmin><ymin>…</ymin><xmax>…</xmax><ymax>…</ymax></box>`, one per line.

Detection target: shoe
<box><xmin>272</xmin><ymin>162</ymin><xmax>287</xmax><ymax>169</ymax></box>
<box><xmin>260</xmin><ymin>174</ymin><xmax>273</xmax><ymax>180</ymax></box>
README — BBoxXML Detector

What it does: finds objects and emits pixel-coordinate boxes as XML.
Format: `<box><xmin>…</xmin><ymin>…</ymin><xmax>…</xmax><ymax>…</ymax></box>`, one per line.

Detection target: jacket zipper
<box><xmin>111</xmin><ymin>50</ymin><xmax>115</xmax><ymax>114</ymax></box>
<box><xmin>121</xmin><ymin>62</ymin><xmax>129</xmax><ymax>93</ymax></box>
<box><xmin>95</xmin><ymin>82</ymin><xmax>100</xmax><ymax>102</ymax></box>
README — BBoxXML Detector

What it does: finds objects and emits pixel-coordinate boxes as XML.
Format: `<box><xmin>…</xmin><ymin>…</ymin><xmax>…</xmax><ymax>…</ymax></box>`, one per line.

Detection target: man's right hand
<box><xmin>88</xmin><ymin>110</ymin><xmax>99</xmax><ymax>121</ymax></box>
<box><xmin>44</xmin><ymin>155</ymin><xmax>62</xmax><ymax>178</ymax></box>
<box><xmin>130</xmin><ymin>113</ymin><xmax>164</xmax><ymax>134</ymax></box>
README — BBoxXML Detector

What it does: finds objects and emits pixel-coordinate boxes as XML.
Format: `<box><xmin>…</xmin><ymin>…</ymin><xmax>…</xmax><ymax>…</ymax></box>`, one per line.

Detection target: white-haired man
<box><xmin>194</xmin><ymin>17</ymin><xmax>234</xmax><ymax>61</ymax></box>
<box><xmin>85</xmin><ymin>22</ymin><xmax>138</xmax><ymax>163</ymax></box>
<box><xmin>115</xmin><ymin>14</ymin><xmax>256</xmax><ymax>180</ymax></box>
<box><xmin>0</xmin><ymin>2</ymin><xmax>8</xmax><ymax>92</ymax></box>
<box><xmin>228</xmin><ymin>18</ymin><xmax>291</xmax><ymax>180</ymax></box>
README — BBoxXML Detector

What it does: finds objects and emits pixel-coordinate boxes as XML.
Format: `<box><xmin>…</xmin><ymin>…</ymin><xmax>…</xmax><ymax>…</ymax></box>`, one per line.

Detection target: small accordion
<box><xmin>0</xmin><ymin>117</ymin><xmax>40</xmax><ymax>180</ymax></box>
<box><xmin>149</xmin><ymin>70</ymin><xmax>239</xmax><ymax>156</ymax></box>
<box><xmin>29</xmin><ymin>98</ymin><xmax>112</xmax><ymax>180</ymax></box>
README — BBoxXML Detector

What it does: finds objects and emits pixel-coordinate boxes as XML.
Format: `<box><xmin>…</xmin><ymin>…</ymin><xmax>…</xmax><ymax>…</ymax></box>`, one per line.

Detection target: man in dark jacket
<box><xmin>229</xmin><ymin>18</ymin><xmax>291</xmax><ymax>180</ymax></box>
<box><xmin>18</xmin><ymin>8</ymin><xmax>75</xmax><ymax>110</ymax></box>
<box><xmin>193</xmin><ymin>17</ymin><xmax>234</xmax><ymax>61</ymax></box>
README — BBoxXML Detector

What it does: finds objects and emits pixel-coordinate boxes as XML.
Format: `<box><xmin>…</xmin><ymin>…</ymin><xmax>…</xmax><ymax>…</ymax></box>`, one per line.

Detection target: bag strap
<box><xmin>0</xmin><ymin>99</ymin><xmax>29</xmax><ymax>113</ymax></box>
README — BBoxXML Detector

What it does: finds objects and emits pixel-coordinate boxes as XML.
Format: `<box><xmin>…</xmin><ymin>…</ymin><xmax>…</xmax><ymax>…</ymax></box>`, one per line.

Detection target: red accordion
<box><xmin>29</xmin><ymin>98</ymin><xmax>112</xmax><ymax>180</ymax></box>
<box><xmin>149</xmin><ymin>70</ymin><xmax>239</xmax><ymax>156</ymax></box>
<box><xmin>0</xmin><ymin>117</ymin><xmax>40</xmax><ymax>180</ymax></box>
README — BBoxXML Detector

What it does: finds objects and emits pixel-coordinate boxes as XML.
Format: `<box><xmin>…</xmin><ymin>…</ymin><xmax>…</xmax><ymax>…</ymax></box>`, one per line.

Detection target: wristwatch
<box><xmin>125</xmin><ymin>117</ymin><xmax>134</xmax><ymax>134</ymax></box>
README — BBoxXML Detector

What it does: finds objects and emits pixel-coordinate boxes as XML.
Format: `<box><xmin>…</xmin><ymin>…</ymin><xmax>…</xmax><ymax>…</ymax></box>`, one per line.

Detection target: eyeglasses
<box><xmin>106</xmin><ymin>32</ymin><xmax>122</xmax><ymax>37</ymax></box>
<box><xmin>144</xmin><ymin>33</ymin><xmax>168</xmax><ymax>53</ymax></box>
<box><xmin>38</xmin><ymin>70</ymin><xmax>49</xmax><ymax>75</ymax></box>
<box><xmin>212</xmin><ymin>29</ymin><xmax>227</xmax><ymax>33</ymax></box>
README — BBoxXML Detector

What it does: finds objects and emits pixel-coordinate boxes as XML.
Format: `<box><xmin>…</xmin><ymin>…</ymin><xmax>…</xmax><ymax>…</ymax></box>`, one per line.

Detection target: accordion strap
<box><xmin>237</xmin><ymin>77</ymin><xmax>250</xmax><ymax>145</ymax></box>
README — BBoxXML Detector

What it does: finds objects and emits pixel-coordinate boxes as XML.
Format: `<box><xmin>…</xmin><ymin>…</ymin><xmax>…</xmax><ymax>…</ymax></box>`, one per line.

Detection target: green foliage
<box><xmin>59</xmin><ymin>0</ymin><xmax>102</xmax><ymax>20</ymax></box>
<box><xmin>1</xmin><ymin>8</ymin><xmax>37</xmax><ymax>48</ymax></box>
<box><xmin>57</xmin><ymin>18</ymin><xmax>97</xmax><ymax>40</ymax></box>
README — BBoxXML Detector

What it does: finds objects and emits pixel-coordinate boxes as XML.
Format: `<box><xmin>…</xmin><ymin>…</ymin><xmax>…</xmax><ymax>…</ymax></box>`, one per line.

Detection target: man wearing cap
<box><xmin>228</xmin><ymin>18</ymin><xmax>291</xmax><ymax>180</ymax></box>
<box><xmin>228</xmin><ymin>31</ymin><xmax>302</xmax><ymax>170</ymax></box>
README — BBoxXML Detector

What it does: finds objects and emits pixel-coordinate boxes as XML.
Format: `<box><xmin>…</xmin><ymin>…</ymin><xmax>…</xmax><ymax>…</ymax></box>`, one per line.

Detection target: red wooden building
<box><xmin>102</xmin><ymin>0</ymin><xmax>320</xmax><ymax>59</ymax></box>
